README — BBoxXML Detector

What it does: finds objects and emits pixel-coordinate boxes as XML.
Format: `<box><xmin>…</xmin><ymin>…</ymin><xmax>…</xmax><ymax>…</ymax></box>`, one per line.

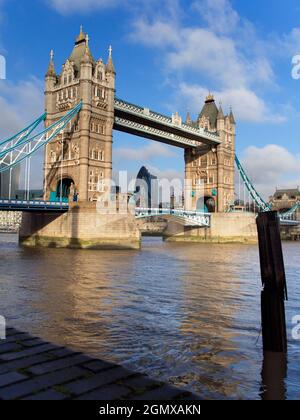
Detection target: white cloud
<box><xmin>0</xmin><ymin>77</ymin><xmax>44</xmax><ymax>137</ymax></box>
<box><xmin>274</xmin><ymin>27</ymin><xmax>300</xmax><ymax>57</ymax></box>
<box><xmin>147</xmin><ymin>165</ymin><xmax>183</xmax><ymax>182</ymax></box>
<box><xmin>130</xmin><ymin>19</ymin><xmax>180</xmax><ymax>47</ymax></box>
<box><xmin>129</xmin><ymin>0</ymin><xmax>283</xmax><ymax>123</ymax></box>
<box><xmin>114</xmin><ymin>142</ymin><xmax>176</xmax><ymax>161</ymax></box>
<box><xmin>177</xmin><ymin>82</ymin><xmax>286</xmax><ymax>123</ymax></box>
<box><xmin>240</xmin><ymin>145</ymin><xmax>300</xmax><ymax>198</ymax></box>
<box><xmin>192</xmin><ymin>0</ymin><xmax>240</xmax><ymax>35</ymax></box>
<box><xmin>47</xmin><ymin>0</ymin><xmax>121</xmax><ymax>14</ymax></box>
<box><xmin>48</xmin><ymin>0</ymin><xmax>181</xmax><ymax>17</ymax></box>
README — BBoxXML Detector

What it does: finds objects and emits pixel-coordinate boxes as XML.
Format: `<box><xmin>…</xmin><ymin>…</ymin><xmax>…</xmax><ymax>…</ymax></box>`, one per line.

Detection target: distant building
<box><xmin>15</xmin><ymin>189</ymin><xmax>44</xmax><ymax>201</ymax></box>
<box><xmin>270</xmin><ymin>188</ymin><xmax>300</xmax><ymax>213</ymax></box>
<box><xmin>0</xmin><ymin>167</ymin><xmax>20</xmax><ymax>199</ymax></box>
<box><xmin>135</xmin><ymin>166</ymin><xmax>158</xmax><ymax>208</ymax></box>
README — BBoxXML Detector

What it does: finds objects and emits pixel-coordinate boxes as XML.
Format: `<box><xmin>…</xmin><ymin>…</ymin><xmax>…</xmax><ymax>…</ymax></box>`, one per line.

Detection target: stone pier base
<box><xmin>19</xmin><ymin>203</ymin><xmax>141</xmax><ymax>250</ymax></box>
<box><xmin>280</xmin><ymin>224</ymin><xmax>300</xmax><ymax>241</ymax></box>
<box><xmin>163</xmin><ymin>213</ymin><xmax>258</xmax><ymax>244</ymax></box>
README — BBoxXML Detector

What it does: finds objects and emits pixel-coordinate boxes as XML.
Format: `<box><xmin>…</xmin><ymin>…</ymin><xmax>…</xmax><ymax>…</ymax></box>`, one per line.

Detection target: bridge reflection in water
<box><xmin>1</xmin><ymin>235</ymin><xmax>299</xmax><ymax>400</ymax></box>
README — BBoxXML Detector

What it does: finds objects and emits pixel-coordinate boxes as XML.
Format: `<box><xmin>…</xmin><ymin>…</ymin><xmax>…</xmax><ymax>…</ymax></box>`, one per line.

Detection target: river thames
<box><xmin>0</xmin><ymin>234</ymin><xmax>299</xmax><ymax>400</ymax></box>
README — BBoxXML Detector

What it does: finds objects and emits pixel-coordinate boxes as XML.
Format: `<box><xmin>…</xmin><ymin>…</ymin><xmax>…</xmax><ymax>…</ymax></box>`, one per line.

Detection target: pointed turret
<box><xmin>217</xmin><ymin>103</ymin><xmax>224</xmax><ymax>119</ymax></box>
<box><xmin>76</xmin><ymin>25</ymin><xmax>86</xmax><ymax>45</ymax></box>
<box><xmin>186</xmin><ymin>112</ymin><xmax>192</xmax><ymax>125</ymax></box>
<box><xmin>106</xmin><ymin>45</ymin><xmax>115</xmax><ymax>74</ymax></box>
<box><xmin>45</xmin><ymin>50</ymin><xmax>56</xmax><ymax>116</ymax></box>
<box><xmin>69</xmin><ymin>26</ymin><xmax>94</xmax><ymax>75</ymax></box>
<box><xmin>46</xmin><ymin>49</ymin><xmax>56</xmax><ymax>77</ymax></box>
<box><xmin>81</xmin><ymin>34</ymin><xmax>93</xmax><ymax>64</ymax></box>
<box><xmin>229</xmin><ymin>107</ymin><xmax>236</xmax><ymax>124</ymax></box>
<box><xmin>198</xmin><ymin>93</ymin><xmax>218</xmax><ymax>130</ymax></box>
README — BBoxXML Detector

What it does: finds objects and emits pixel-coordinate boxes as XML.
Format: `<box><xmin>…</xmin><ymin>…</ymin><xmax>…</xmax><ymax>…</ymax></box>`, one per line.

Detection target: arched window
<box><xmin>201</xmin><ymin>156</ymin><xmax>208</xmax><ymax>167</ymax></box>
<box><xmin>88</xmin><ymin>170</ymin><xmax>94</xmax><ymax>191</ymax></box>
<box><xmin>50</xmin><ymin>151</ymin><xmax>56</xmax><ymax>163</ymax></box>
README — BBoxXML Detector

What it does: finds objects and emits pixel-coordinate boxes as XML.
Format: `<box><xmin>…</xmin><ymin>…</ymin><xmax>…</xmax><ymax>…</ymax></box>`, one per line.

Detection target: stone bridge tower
<box><xmin>185</xmin><ymin>94</ymin><xmax>236</xmax><ymax>213</ymax></box>
<box><xmin>44</xmin><ymin>27</ymin><xmax>115</xmax><ymax>202</ymax></box>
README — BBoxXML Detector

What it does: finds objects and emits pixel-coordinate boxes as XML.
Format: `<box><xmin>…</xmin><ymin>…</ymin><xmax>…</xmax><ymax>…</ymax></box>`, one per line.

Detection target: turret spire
<box><xmin>186</xmin><ymin>111</ymin><xmax>192</xmax><ymax>125</ymax></box>
<box><xmin>229</xmin><ymin>106</ymin><xmax>236</xmax><ymax>124</ymax></box>
<box><xmin>106</xmin><ymin>45</ymin><xmax>115</xmax><ymax>74</ymax></box>
<box><xmin>205</xmin><ymin>92</ymin><xmax>215</xmax><ymax>103</ymax></box>
<box><xmin>46</xmin><ymin>49</ymin><xmax>56</xmax><ymax>77</ymax></box>
<box><xmin>217</xmin><ymin>102</ymin><xmax>224</xmax><ymax>119</ymax></box>
<box><xmin>81</xmin><ymin>38</ymin><xmax>93</xmax><ymax>64</ymax></box>
<box><xmin>76</xmin><ymin>25</ymin><xmax>86</xmax><ymax>44</ymax></box>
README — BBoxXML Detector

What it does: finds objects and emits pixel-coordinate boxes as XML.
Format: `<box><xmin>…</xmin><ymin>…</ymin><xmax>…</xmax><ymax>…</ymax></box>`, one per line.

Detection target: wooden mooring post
<box><xmin>256</xmin><ymin>211</ymin><xmax>288</xmax><ymax>353</ymax></box>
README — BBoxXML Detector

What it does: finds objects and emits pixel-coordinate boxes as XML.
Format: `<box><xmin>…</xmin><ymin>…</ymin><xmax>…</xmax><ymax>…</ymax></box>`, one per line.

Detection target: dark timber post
<box><xmin>256</xmin><ymin>211</ymin><xmax>288</xmax><ymax>353</ymax></box>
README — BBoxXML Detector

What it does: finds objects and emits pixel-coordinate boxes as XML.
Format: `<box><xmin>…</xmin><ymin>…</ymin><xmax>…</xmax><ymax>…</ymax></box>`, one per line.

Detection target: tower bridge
<box><xmin>0</xmin><ymin>27</ymin><xmax>299</xmax><ymax>248</ymax></box>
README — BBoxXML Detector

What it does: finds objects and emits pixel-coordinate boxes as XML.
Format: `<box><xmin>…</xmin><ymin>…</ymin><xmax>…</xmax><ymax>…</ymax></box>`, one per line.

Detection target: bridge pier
<box><xmin>19</xmin><ymin>203</ymin><xmax>141</xmax><ymax>250</ymax></box>
<box><xmin>163</xmin><ymin>213</ymin><xmax>258</xmax><ymax>244</ymax></box>
<box><xmin>280</xmin><ymin>224</ymin><xmax>300</xmax><ymax>241</ymax></box>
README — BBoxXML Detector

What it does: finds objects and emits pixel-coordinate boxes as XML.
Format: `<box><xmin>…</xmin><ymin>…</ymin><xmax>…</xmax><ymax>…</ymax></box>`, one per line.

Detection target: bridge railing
<box><xmin>114</xmin><ymin>98</ymin><xmax>220</xmax><ymax>143</ymax></box>
<box><xmin>114</xmin><ymin>117</ymin><xmax>201</xmax><ymax>148</ymax></box>
<box><xmin>135</xmin><ymin>208</ymin><xmax>211</xmax><ymax>227</ymax></box>
<box><xmin>0</xmin><ymin>199</ymin><xmax>69</xmax><ymax>211</ymax></box>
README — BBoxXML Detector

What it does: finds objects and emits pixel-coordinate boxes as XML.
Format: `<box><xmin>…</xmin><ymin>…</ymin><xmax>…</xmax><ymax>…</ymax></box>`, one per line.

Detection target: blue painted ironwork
<box><xmin>0</xmin><ymin>113</ymin><xmax>46</xmax><ymax>148</ymax></box>
<box><xmin>235</xmin><ymin>155</ymin><xmax>272</xmax><ymax>212</ymax></box>
<box><xmin>0</xmin><ymin>199</ymin><xmax>69</xmax><ymax>212</ymax></box>
<box><xmin>0</xmin><ymin>102</ymin><xmax>82</xmax><ymax>172</ymax></box>
<box><xmin>280</xmin><ymin>202</ymin><xmax>300</xmax><ymax>218</ymax></box>
<box><xmin>279</xmin><ymin>202</ymin><xmax>300</xmax><ymax>225</ymax></box>
<box><xmin>135</xmin><ymin>207</ymin><xmax>211</xmax><ymax>227</ymax></box>
<box><xmin>235</xmin><ymin>155</ymin><xmax>299</xmax><ymax>225</ymax></box>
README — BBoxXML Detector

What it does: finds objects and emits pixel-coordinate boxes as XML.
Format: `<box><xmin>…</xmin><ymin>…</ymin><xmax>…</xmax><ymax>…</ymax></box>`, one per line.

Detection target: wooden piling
<box><xmin>256</xmin><ymin>211</ymin><xmax>288</xmax><ymax>353</ymax></box>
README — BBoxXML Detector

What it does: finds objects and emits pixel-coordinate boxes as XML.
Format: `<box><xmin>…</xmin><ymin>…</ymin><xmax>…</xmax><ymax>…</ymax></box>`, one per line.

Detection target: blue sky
<box><xmin>1</xmin><ymin>0</ymin><xmax>300</xmax><ymax>196</ymax></box>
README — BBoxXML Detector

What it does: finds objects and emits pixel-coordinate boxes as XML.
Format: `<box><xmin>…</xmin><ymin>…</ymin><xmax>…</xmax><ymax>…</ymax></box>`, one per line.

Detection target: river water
<box><xmin>0</xmin><ymin>234</ymin><xmax>299</xmax><ymax>400</ymax></box>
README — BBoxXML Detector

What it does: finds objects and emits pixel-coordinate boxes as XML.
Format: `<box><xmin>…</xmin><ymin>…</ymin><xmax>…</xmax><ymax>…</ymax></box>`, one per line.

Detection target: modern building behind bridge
<box><xmin>135</xmin><ymin>166</ymin><xmax>159</xmax><ymax>209</ymax></box>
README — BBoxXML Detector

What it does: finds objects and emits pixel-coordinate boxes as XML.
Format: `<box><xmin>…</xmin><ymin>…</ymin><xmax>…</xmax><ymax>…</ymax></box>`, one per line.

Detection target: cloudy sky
<box><xmin>1</xmin><ymin>0</ymin><xmax>300</xmax><ymax>196</ymax></box>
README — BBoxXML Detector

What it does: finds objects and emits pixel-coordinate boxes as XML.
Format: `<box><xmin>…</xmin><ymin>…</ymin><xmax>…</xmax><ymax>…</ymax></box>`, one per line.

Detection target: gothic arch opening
<box><xmin>196</xmin><ymin>196</ymin><xmax>216</xmax><ymax>213</ymax></box>
<box><xmin>56</xmin><ymin>178</ymin><xmax>75</xmax><ymax>201</ymax></box>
